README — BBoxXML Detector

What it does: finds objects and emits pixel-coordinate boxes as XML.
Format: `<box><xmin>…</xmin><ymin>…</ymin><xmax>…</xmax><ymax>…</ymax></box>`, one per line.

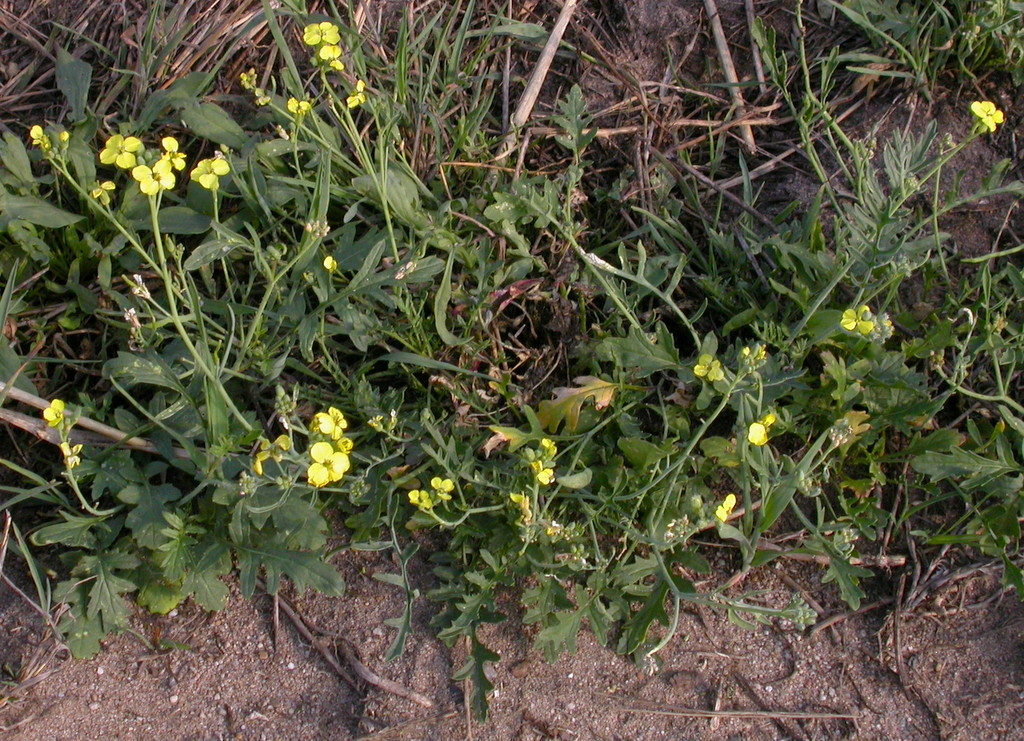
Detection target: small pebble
<box><xmin>168</xmin><ymin>609</ymin><xmax>178</xmax><ymax>618</ymax></box>
<box><xmin>96</xmin><ymin>667</ymin><xmax>104</xmax><ymax>676</ymax></box>
<box><xmin>286</xmin><ymin>662</ymin><xmax>296</xmax><ymax>670</ymax></box>
<box><xmin>170</xmin><ymin>695</ymin><xmax>179</xmax><ymax>704</ymax></box>
<box><xmin>89</xmin><ymin>702</ymin><xmax>101</xmax><ymax>711</ymax></box>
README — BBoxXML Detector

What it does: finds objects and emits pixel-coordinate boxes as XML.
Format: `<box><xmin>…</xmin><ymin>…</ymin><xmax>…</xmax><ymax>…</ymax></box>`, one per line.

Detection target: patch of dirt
<box><xmin>4</xmin><ymin>552</ymin><xmax>1024</xmax><ymax>740</ymax></box>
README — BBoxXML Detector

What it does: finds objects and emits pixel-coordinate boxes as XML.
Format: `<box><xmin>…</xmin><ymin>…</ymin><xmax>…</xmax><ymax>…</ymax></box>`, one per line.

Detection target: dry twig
<box><xmin>702</xmin><ymin>0</ymin><xmax>756</xmax><ymax>154</ymax></box>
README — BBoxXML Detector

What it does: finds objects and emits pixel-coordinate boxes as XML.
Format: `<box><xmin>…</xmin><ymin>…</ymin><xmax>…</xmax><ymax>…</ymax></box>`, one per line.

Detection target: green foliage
<box><xmin>2</xmin><ymin>0</ymin><xmax>1023</xmax><ymax>724</ymax></box>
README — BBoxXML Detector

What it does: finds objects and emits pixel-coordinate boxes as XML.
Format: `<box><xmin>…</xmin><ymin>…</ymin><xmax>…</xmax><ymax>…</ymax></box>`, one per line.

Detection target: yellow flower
<box><xmin>530</xmin><ymin>460</ymin><xmax>555</xmax><ymax>485</ymax></box>
<box><xmin>408</xmin><ymin>489</ymin><xmax>432</xmax><ymax>510</ymax></box>
<box><xmin>99</xmin><ymin>134</ymin><xmax>143</xmax><ymax>169</ymax></box>
<box><xmin>240</xmin><ymin>68</ymin><xmax>257</xmax><ymax>90</ymax></box>
<box><xmin>190</xmin><ymin>157</ymin><xmax>230</xmax><ymax>190</ymax></box>
<box><xmin>346</xmin><ymin>80</ymin><xmax>367</xmax><ymax>109</ymax></box>
<box><xmin>307</xmin><ymin>461</ymin><xmax>331</xmax><ymax>488</ymax></box>
<box><xmin>303</xmin><ymin>21</ymin><xmax>340</xmax><ymax>47</ymax></box>
<box><xmin>43</xmin><ymin>399</ymin><xmax>66</xmax><ymax>428</ymax></box>
<box><xmin>740</xmin><ymin>344</ymin><xmax>767</xmax><ymax>364</ymax></box>
<box><xmin>329</xmin><ymin>59</ymin><xmax>346</xmax><ymax>72</ymax></box>
<box><xmin>161</xmin><ymin>137</ymin><xmax>186</xmax><ymax>171</ymax></box>
<box><xmin>841</xmin><ymin>305</ymin><xmax>875</xmax><ymax>336</ymax></box>
<box><xmin>253</xmin><ymin>434</ymin><xmax>291</xmax><ymax>476</ymax></box>
<box><xmin>430</xmin><ymin>477</ymin><xmax>454</xmax><ymax>501</ymax></box>
<box><xmin>132</xmin><ymin>159</ymin><xmax>176</xmax><ymax>196</ymax></box>
<box><xmin>509</xmin><ymin>492</ymin><xmax>533</xmax><ymax>525</ymax></box>
<box><xmin>90</xmin><ymin>180</ymin><xmax>115</xmax><ymax>206</ymax></box>
<box><xmin>59</xmin><ymin>130</ymin><xmax>70</xmax><ymax>144</ymax></box>
<box><xmin>693</xmin><ymin>354</ymin><xmax>724</xmax><ymax>382</ymax></box>
<box><xmin>970</xmin><ymin>101</ymin><xmax>1004</xmax><ymax>133</ymax></box>
<box><xmin>540</xmin><ymin>438</ymin><xmax>557</xmax><ymax>459</ymax></box>
<box><xmin>287</xmin><ymin>97</ymin><xmax>312</xmax><ymax>117</ymax></box>
<box><xmin>59</xmin><ymin>441</ymin><xmax>83</xmax><ymax>469</ymax></box>
<box><xmin>318</xmin><ymin>44</ymin><xmax>342</xmax><ymax>62</ymax></box>
<box><xmin>715</xmin><ymin>493</ymin><xmax>737</xmax><ymax>522</ymax></box>
<box><xmin>29</xmin><ymin>125</ymin><xmax>51</xmax><ymax>151</ymax></box>
<box><xmin>747</xmin><ymin>413</ymin><xmax>776</xmax><ymax>447</ymax></box>
<box><xmin>307</xmin><ymin>440</ymin><xmax>350</xmax><ymax>486</ymax></box>
<box><xmin>312</xmin><ymin>407</ymin><xmax>348</xmax><ymax>440</ymax></box>
<box><xmin>323</xmin><ymin>255</ymin><xmax>338</xmax><ymax>272</ymax></box>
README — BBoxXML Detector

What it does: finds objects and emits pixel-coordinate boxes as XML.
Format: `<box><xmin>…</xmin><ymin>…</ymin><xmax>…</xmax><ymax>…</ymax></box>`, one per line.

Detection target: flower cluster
<box><xmin>190</xmin><ymin>156</ymin><xmax>231</xmax><ymax>191</ymax></box>
<box><xmin>841</xmin><ymin>304</ymin><xmax>893</xmax><ymax>342</ymax></box>
<box><xmin>747</xmin><ymin>412</ymin><xmax>776</xmax><ymax>447</ymax></box>
<box><xmin>303</xmin><ymin>21</ymin><xmax>345</xmax><ymax>72</ymax></box>
<box><xmin>346</xmin><ymin>80</ymin><xmax>367</xmax><ymax>109</ymax></box>
<box><xmin>715</xmin><ymin>493</ymin><xmax>737</xmax><ymax>522</ymax></box>
<box><xmin>29</xmin><ymin>125</ymin><xmax>52</xmax><ymax>153</ymax></box>
<box><xmin>693</xmin><ymin>353</ymin><xmax>725</xmax><ymax>382</ymax></box>
<box><xmin>509</xmin><ymin>491</ymin><xmax>533</xmax><ymax>525</ymax></box>
<box><xmin>253</xmin><ymin>434</ymin><xmax>291</xmax><ymax>476</ymax></box>
<box><xmin>239</xmin><ymin>68</ymin><xmax>271</xmax><ymax>106</ymax></box>
<box><xmin>970</xmin><ymin>101</ymin><xmax>1004</xmax><ymax>133</ymax></box>
<box><xmin>409</xmin><ymin>476</ymin><xmax>455</xmax><ymax>511</ymax></box>
<box><xmin>287</xmin><ymin>97</ymin><xmax>313</xmax><ymax>119</ymax></box>
<box><xmin>96</xmin><ymin>133</ymin><xmax>231</xmax><ymax>200</ymax></box>
<box><xmin>99</xmin><ymin>134</ymin><xmax>143</xmax><ymax>169</ymax></box>
<box><xmin>527</xmin><ymin>438</ymin><xmax>557</xmax><ymax>486</ymax></box>
<box><xmin>306</xmin><ymin>407</ymin><xmax>353</xmax><ymax>487</ymax></box>
<box><xmin>739</xmin><ymin>344</ymin><xmax>767</xmax><ymax>370</ymax></box>
<box><xmin>42</xmin><ymin>399</ymin><xmax>82</xmax><ymax>470</ymax></box>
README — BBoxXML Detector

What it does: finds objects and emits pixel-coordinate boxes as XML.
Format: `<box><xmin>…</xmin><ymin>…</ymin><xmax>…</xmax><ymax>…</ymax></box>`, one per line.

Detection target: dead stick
<box><xmin>617</xmin><ymin>704</ymin><xmax>856</xmax><ymax>721</ymax></box>
<box><xmin>266</xmin><ymin>582</ymin><xmax>434</xmax><ymax>708</ymax></box>
<box><xmin>497</xmin><ymin>0</ymin><xmax>579</xmax><ymax>161</ymax></box>
<box><xmin>703</xmin><ymin>0</ymin><xmax>756</xmax><ymax>154</ymax></box>
<box><xmin>744</xmin><ymin>0</ymin><xmax>767</xmax><ymax>96</ymax></box>
<box><xmin>0</xmin><ymin>385</ymin><xmax>189</xmax><ymax>459</ymax></box>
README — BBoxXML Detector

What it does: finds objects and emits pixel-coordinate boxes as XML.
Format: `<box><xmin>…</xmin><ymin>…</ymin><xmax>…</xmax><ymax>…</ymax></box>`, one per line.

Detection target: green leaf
<box><xmin>63</xmin><ymin>610</ymin><xmax>105</xmax><ymax>658</ymax></box>
<box><xmin>596</xmin><ymin>324</ymin><xmax>680</xmax><ymax>378</ymax></box>
<box><xmin>1002</xmin><ymin>554</ymin><xmax>1024</xmax><ymax>599</ymax></box>
<box><xmin>105</xmin><ymin>351</ymin><xmax>184</xmax><ymax>392</ymax></box>
<box><xmin>32</xmin><ymin>511</ymin><xmax>112</xmax><ymax>548</ymax></box>
<box><xmin>534</xmin><ymin>608</ymin><xmax>584</xmax><ymax>663</ymax></box>
<box><xmin>184</xmin><ymin>568</ymin><xmax>230</xmax><ymax>611</ymax></box>
<box><xmin>0</xmin><ymin>132</ymin><xmax>35</xmax><ymax>186</ymax></box>
<box><xmin>618</xmin><ymin>438</ymin><xmax>672</xmax><ymax>470</ymax></box>
<box><xmin>760</xmin><ymin>476</ymin><xmax>798</xmax><ymax>531</ymax></box>
<box><xmin>137</xmin><ymin>580</ymin><xmax>185</xmax><ymax>615</ymax></box>
<box><xmin>237</xmin><ymin>542</ymin><xmax>345</xmax><ymax>598</ymax></box>
<box><xmin>432</xmin><ymin>247</ymin><xmax>466</xmax><ymax>347</ymax></box>
<box><xmin>452</xmin><ymin>634</ymin><xmax>500</xmax><ymax>721</ymax></box>
<box><xmin>122</xmin><ymin>483</ymin><xmax>181</xmax><ymax>548</ymax></box>
<box><xmin>74</xmin><ymin>550</ymin><xmax>140</xmax><ymax>630</ymax></box>
<box><xmin>912</xmin><ymin>448</ymin><xmax>1023</xmax><ymax>492</ymax></box>
<box><xmin>55</xmin><ymin>47</ymin><xmax>92</xmax><ymax>122</ymax></box>
<box><xmin>822</xmin><ymin>556</ymin><xmax>872</xmax><ymax>610</ymax></box>
<box><xmin>0</xmin><ymin>193</ymin><xmax>83</xmax><ymax>228</ymax></box>
<box><xmin>619</xmin><ymin>577</ymin><xmax>669</xmax><ymax>656</ymax></box>
<box><xmin>180</xmin><ymin>102</ymin><xmax>249</xmax><ymax>149</ymax></box>
<box><xmin>134</xmin><ymin>206</ymin><xmax>211</xmax><ymax>235</ymax></box>
<box><xmin>555</xmin><ymin>468</ymin><xmax>592</xmax><ymax>489</ymax></box>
